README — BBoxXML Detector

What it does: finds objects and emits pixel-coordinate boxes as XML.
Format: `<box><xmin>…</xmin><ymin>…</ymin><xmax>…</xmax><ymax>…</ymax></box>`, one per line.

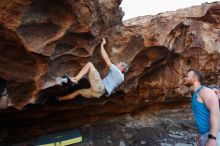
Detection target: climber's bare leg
<box><xmin>59</xmin><ymin>62</ymin><xmax>104</xmax><ymax>101</ymax></box>
<box><xmin>59</xmin><ymin>90</ymin><xmax>81</xmax><ymax>101</ymax></box>
<box><xmin>73</xmin><ymin>62</ymin><xmax>94</xmax><ymax>82</ymax></box>
<box><xmin>59</xmin><ymin>88</ymin><xmax>94</xmax><ymax>101</ymax></box>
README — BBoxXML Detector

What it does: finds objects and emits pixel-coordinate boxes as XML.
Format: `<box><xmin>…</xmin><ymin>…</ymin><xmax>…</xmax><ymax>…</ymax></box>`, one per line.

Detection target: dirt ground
<box><xmin>75</xmin><ymin>109</ymin><xmax>197</xmax><ymax>146</ymax></box>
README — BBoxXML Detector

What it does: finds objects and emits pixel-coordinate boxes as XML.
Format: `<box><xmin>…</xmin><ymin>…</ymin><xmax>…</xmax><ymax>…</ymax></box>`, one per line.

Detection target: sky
<box><xmin>120</xmin><ymin>0</ymin><xmax>217</xmax><ymax>20</ymax></box>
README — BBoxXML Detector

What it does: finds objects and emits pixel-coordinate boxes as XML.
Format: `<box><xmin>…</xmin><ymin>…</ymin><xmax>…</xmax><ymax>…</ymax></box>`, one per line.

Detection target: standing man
<box><xmin>184</xmin><ymin>69</ymin><xmax>220</xmax><ymax>146</ymax></box>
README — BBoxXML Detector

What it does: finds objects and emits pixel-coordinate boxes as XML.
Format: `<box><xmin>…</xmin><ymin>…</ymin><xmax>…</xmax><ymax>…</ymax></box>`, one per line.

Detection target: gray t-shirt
<box><xmin>102</xmin><ymin>64</ymin><xmax>124</xmax><ymax>96</ymax></box>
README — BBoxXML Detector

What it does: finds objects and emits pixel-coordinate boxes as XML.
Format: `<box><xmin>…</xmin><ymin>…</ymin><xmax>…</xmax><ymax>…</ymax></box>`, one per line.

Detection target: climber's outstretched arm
<box><xmin>101</xmin><ymin>38</ymin><xmax>112</xmax><ymax>67</ymax></box>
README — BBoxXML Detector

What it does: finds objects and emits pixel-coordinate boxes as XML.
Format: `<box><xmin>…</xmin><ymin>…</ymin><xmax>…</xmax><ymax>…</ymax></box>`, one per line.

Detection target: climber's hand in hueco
<box><xmin>101</xmin><ymin>38</ymin><xmax>106</xmax><ymax>46</ymax></box>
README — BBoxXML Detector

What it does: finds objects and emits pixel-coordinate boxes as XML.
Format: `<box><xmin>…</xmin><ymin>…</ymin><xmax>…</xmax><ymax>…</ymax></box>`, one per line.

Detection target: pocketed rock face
<box><xmin>108</xmin><ymin>2</ymin><xmax>220</xmax><ymax>107</ymax></box>
<box><xmin>0</xmin><ymin>1</ymin><xmax>220</xmax><ymax>144</ymax></box>
<box><xmin>0</xmin><ymin>0</ymin><xmax>123</xmax><ymax>109</ymax></box>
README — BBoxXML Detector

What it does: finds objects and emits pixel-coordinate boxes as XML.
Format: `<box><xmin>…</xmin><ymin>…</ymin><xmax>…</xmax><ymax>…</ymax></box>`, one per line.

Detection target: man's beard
<box><xmin>184</xmin><ymin>81</ymin><xmax>193</xmax><ymax>87</ymax></box>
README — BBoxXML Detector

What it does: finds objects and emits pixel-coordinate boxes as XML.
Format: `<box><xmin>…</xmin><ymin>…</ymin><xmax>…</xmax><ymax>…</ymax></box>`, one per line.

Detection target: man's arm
<box><xmin>101</xmin><ymin>38</ymin><xmax>112</xmax><ymax>67</ymax></box>
<box><xmin>200</xmin><ymin>88</ymin><xmax>220</xmax><ymax>137</ymax></box>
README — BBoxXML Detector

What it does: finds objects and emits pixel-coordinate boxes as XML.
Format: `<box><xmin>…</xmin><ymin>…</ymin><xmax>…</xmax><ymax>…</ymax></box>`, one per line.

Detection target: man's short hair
<box><xmin>187</xmin><ymin>69</ymin><xmax>204</xmax><ymax>84</ymax></box>
<box><xmin>121</xmin><ymin>62</ymin><xmax>129</xmax><ymax>73</ymax></box>
<box><xmin>208</xmin><ymin>85</ymin><xmax>220</xmax><ymax>89</ymax></box>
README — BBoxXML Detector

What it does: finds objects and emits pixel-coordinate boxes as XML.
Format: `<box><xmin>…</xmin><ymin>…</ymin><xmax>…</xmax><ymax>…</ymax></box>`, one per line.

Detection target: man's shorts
<box><xmin>199</xmin><ymin>132</ymin><xmax>220</xmax><ymax>146</ymax></box>
<box><xmin>88</xmin><ymin>67</ymin><xmax>106</xmax><ymax>97</ymax></box>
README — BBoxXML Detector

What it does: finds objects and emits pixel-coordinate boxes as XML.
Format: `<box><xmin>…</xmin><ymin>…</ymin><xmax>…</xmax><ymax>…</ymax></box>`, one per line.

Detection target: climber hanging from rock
<box><xmin>58</xmin><ymin>38</ymin><xmax>129</xmax><ymax>101</ymax></box>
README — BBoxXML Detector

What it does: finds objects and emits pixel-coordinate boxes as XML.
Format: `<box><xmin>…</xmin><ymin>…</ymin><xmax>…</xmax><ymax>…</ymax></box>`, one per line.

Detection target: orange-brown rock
<box><xmin>0</xmin><ymin>0</ymin><xmax>124</xmax><ymax>109</ymax></box>
<box><xmin>0</xmin><ymin>1</ymin><xmax>220</xmax><ymax>144</ymax></box>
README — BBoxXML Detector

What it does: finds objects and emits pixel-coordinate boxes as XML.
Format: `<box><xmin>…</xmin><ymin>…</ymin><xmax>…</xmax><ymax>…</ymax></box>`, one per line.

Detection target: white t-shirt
<box><xmin>102</xmin><ymin>64</ymin><xmax>124</xmax><ymax>96</ymax></box>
